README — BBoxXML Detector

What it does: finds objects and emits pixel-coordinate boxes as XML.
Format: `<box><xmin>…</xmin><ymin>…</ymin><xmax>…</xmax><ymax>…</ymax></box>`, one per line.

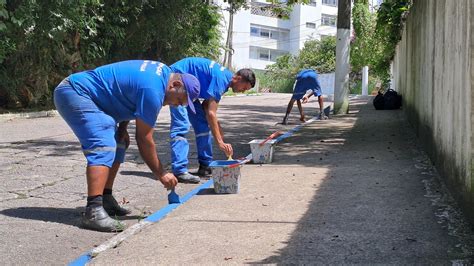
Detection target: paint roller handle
<box><xmin>228</xmin><ymin>156</ymin><xmax>252</xmax><ymax>168</ymax></box>
<box><xmin>259</xmin><ymin>131</ymin><xmax>283</xmax><ymax>146</ymax></box>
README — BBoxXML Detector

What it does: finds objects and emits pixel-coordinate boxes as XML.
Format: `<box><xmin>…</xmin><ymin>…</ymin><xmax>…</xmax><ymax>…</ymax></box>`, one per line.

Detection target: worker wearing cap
<box><xmin>169</xmin><ymin>57</ymin><xmax>256</xmax><ymax>183</ymax></box>
<box><xmin>282</xmin><ymin>69</ymin><xmax>327</xmax><ymax>124</ymax></box>
<box><xmin>54</xmin><ymin>60</ymin><xmax>200</xmax><ymax>232</ymax></box>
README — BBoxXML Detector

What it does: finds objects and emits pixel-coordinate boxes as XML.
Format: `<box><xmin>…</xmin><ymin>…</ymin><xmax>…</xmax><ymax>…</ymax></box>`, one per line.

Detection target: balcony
<box><xmin>250</xmin><ymin>2</ymin><xmax>289</xmax><ymax>19</ymax></box>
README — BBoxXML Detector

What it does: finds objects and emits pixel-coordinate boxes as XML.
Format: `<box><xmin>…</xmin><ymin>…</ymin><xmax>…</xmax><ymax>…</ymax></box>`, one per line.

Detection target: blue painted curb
<box><xmin>68</xmin><ymin>253</ymin><xmax>92</xmax><ymax>266</ymax></box>
<box><xmin>68</xmin><ymin>179</ymin><xmax>213</xmax><ymax>266</ymax></box>
<box><xmin>67</xmin><ymin>116</ymin><xmax>318</xmax><ymax>265</ymax></box>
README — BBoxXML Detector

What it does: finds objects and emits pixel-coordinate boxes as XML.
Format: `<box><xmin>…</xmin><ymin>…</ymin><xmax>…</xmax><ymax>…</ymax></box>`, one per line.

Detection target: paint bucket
<box><xmin>248</xmin><ymin>139</ymin><xmax>277</xmax><ymax>164</ymax></box>
<box><xmin>209</xmin><ymin>160</ymin><xmax>241</xmax><ymax>194</ymax></box>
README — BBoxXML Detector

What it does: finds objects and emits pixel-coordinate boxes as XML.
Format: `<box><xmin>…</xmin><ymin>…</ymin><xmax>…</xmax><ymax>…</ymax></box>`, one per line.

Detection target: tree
<box><xmin>0</xmin><ymin>0</ymin><xmax>222</xmax><ymax>110</ymax></box>
<box><xmin>334</xmin><ymin>0</ymin><xmax>351</xmax><ymax>114</ymax></box>
<box><xmin>297</xmin><ymin>37</ymin><xmax>337</xmax><ymax>73</ymax></box>
<box><xmin>263</xmin><ymin>36</ymin><xmax>336</xmax><ymax>93</ymax></box>
<box><xmin>371</xmin><ymin>0</ymin><xmax>412</xmax><ymax>85</ymax></box>
<box><xmin>351</xmin><ymin>0</ymin><xmax>377</xmax><ymax>73</ymax></box>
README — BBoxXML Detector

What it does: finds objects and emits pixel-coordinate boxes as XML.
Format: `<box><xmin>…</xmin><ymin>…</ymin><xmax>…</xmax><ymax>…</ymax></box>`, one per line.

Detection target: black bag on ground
<box><xmin>383</xmin><ymin>89</ymin><xmax>402</xmax><ymax>110</ymax></box>
<box><xmin>373</xmin><ymin>91</ymin><xmax>385</xmax><ymax>110</ymax></box>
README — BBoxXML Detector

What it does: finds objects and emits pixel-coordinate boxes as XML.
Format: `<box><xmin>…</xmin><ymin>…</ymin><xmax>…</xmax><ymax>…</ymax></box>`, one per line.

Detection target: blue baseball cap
<box><xmin>180</xmin><ymin>73</ymin><xmax>200</xmax><ymax>114</ymax></box>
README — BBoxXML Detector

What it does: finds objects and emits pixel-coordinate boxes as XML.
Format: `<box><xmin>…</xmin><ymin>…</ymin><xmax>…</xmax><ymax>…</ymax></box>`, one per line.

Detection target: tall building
<box><xmin>215</xmin><ymin>0</ymin><xmax>338</xmax><ymax>70</ymax></box>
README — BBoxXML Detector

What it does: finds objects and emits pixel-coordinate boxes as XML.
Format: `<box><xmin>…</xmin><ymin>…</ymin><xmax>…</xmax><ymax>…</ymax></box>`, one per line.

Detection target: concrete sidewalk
<box><xmin>90</xmin><ymin>97</ymin><xmax>474</xmax><ymax>265</ymax></box>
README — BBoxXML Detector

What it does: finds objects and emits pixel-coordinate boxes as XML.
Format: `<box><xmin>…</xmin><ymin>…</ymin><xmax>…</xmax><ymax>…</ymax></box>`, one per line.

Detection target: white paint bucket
<box><xmin>209</xmin><ymin>160</ymin><xmax>241</xmax><ymax>194</ymax></box>
<box><xmin>248</xmin><ymin>139</ymin><xmax>277</xmax><ymax>164</ymax></box>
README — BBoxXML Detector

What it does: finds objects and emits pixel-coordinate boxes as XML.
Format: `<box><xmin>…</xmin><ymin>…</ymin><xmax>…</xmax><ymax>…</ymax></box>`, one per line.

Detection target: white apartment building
<box><xmin>214</xmin><ymin>0</ymin><xmax>339</xmax><ymax>70</ymax></box>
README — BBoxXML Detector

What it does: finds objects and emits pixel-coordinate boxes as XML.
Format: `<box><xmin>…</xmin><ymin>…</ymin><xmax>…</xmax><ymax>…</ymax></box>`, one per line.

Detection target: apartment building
<box><xmin>214</xmin><ymin>0</ymin><xmax>339</xmax><ymax>70</ymax></box>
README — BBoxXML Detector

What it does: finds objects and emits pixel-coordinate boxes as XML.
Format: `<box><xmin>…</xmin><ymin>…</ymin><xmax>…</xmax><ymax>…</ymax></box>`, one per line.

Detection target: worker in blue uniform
<box><xmin>54</xmin><ymin>60</ymin><xmax>200</xmax><ymax>232</ymax></box>
<box><xmin>282</xmin><ymin>69</ymin><xmax>327</xmax><ymax>124</ymax></box>
<box><xmin>168</xmin><ymin>57</ymin><xmax>256</xmax><ymax>183</ymax></box>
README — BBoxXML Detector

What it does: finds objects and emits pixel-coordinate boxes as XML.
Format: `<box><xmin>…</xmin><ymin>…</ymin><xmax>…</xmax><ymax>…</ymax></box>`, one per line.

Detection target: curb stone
<box><xmin>0</xmin><ymin>110</ymin><xmax>58</xmax><ymax>121</ymax></box>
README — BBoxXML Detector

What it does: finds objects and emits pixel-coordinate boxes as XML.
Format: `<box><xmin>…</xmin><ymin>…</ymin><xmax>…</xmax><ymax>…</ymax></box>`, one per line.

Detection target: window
<box><xmin>260</xmin><ymin>29</ymin><xmax>270</xmax><ymax>38</ymax></box>
<box><xmin>250</xmin><ymin>27</ymin><xmax>259</xmax><ymax>36</ymax></box>
<box><xmin>309</xmin><ymin>0</ymin><xmax>317</xmax><ymax>7</ymax></box>
<box><xmin>249</xmin><ymin>46</ymin><xmax>289</xmax><ymax>62</ymax></box>
<box><xmin>259</xmin><ymin>51</ymin><xmax>270</xmax><ymax>60</ymax></box>
<box><xmin>306</xmin><ymin>22</ymin><xmax>316</xmax><ymax>29</ymax></box>
<box><xmin>249</xmin><ymin>25</ymin><xmax>290</xmax><ymax>41</ymax></box>
<box><xmin>321</xmin><ymin>14</ymin><xmax>337</xmax><ymax>27</ymax></box>
<box><xmin>270</xmin><ymin>50</ymin><xmax>287</xmax><ymax>61</ymax></box>
<box><xmin>322</xmin><ymin>0</ymin><xmax>337</xmax><ymax>6</ymax></box>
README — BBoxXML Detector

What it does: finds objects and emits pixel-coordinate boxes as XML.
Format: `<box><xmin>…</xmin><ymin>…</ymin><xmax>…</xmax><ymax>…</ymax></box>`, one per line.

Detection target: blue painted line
<box><xmin>68</xmin><ymin>252</ymin><xmax>92</xmax><ymax>266</ymax></box>
<box><xmin>145</xmin><ymin>179</ymin><xmax>213</xmax><ymax>222</ymax></box>
<box><xmin>180</xmin><ymin>179</ymin><xmax>213</xmax><ymax>203</ymax></box>
<box><xmin>274</xmin><ymin>115</ymin><xmax>317</xmax><ymax>144</ymax></box>
<box><xmin>68</xmin><ymin>179</ymin><xmax>214</xmax><ymax>265</ymax></box>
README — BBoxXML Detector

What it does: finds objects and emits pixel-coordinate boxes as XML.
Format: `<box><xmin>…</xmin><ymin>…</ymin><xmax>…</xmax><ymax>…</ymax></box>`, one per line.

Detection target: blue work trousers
<box><xmin>54</xmin><ymin>78</ymin><xmax>126</xmax><ymax>167</ymax></box>
<box><xmin>169</xmin><ymin>101</ymin><xmax>212</xmax><ymax>175</ymax></box>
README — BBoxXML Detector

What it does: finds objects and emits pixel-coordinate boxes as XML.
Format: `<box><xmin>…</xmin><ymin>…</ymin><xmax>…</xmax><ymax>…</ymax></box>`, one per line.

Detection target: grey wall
<box><xmin>392</xmin><ymin>0</ymin><xmax>473</xmax><ymax>222</ymax></box>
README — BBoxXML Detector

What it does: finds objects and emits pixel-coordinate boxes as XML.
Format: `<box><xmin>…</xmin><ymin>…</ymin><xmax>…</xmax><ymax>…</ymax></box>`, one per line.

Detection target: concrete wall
<box><xmin>392</xmin><ymin>0</ymin><xmax>474</xmax><ymax>222</ymax></box>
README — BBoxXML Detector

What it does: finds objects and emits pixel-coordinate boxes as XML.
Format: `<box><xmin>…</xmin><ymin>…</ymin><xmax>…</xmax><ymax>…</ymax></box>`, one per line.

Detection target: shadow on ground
<box><xmin>0</xmin><ymin>207</ymin><xmax>83</xmax><ymax>227</ymax></box>
<box><xmin>248</xmin><ymin>98</ymin><xmax>474</xmax><ymax>264</ymax></box>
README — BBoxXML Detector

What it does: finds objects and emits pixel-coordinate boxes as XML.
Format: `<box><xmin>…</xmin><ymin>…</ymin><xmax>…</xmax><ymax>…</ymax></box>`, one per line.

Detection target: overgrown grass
<box><xmin>224</xmin><ymin>88</ymin><xmax>259</xmax><ymax>97</ymax></box>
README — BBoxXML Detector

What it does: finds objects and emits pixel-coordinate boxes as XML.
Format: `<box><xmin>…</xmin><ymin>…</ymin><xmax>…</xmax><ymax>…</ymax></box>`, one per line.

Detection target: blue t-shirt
<box><xmin>170</xmin><ymin>57</ymin><xmax>233</xmax><ymax>102</ymax></box>
<box><xmin>69</xmin><ymin>60</ymin><xmax>170</xmax><ymax>127</ymax></box>
<box><xmin>294</xmin><ymin>69</ymin><xmax>322</xmax><ymax>96</ymax></box>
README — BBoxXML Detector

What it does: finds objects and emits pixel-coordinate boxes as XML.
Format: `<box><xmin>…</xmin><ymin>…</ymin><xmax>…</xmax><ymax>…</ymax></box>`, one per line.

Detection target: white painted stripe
<box><xmin>90</xmin><ymin>221</ymin><xmax>153</xmax><ymax>256</ymax></box>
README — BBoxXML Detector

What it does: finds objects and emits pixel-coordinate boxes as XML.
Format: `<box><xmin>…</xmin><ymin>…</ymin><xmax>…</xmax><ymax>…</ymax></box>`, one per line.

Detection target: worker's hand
<box><xmin>158</xmin><ymin>172</ymin><xmax>178</xmax><ymax>189</ymax></box>
<box><xmin>218</xmin><ymin>142</ymin><xmax>233</xmax><ymax>158</ymax></box>
<box><xmin>117</xmin><ymin>128</ymin><xmax>130</xmax><ymax>149</ymax></box>
<box><xmin>302</xmin><ymin>95</ymin><xmax>309</xmax><ymax>104</ymax></box>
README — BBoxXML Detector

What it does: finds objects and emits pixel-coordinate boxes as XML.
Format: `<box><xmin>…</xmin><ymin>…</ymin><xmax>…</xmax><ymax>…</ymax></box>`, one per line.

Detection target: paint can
<box><xmin>248</xmin><ymin>139</ymin><xmax>277</xmax><ymax>164</ymax></box>
<box><xmin>209</xmin><ymin>160</ymin><xmax>241</xmax><ymax>194</ymax></box>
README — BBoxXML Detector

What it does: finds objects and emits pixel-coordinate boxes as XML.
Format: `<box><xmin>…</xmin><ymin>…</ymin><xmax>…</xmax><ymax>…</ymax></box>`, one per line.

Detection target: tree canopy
<box><xmin>0</xmin><ymin>0</ymin><xmax>222</xmax><ymax>109</ymax></box>
<box><xmin>261</xmin><ymin>36</ymin><xmax>336</xmax><ymax>93</ymax></box>
<box><xmin>350</xmin><ymin>0</ymin><xmax>412</xmax><ymax>85</ymax></box>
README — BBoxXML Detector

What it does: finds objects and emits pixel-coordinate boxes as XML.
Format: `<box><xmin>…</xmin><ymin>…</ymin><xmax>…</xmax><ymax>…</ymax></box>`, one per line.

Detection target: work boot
<box><xmin>81</xmin><ymin>206</ymin><xmax>125</xmax><ymax>232</ymax></box>
<box><xmin>176</xmin><ymin>172</ymin><xmax>200</xmax><ymax>184</ymax></box>
<box><xmin>103</xmin><ymin>194</ymin><xmax>131</xmax><ymax>216</ymax></box>
<box><xmin>194</xmin><ymin>164</ymin><xmax>212</xmax><ymax>178</ymax></box>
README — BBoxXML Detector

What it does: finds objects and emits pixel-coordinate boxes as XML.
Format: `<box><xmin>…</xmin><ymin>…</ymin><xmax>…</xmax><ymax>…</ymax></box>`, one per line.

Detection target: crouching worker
<box><xmin>282</xmin><ymin>69</ymin><xmax>327</xmax><ymax>125</ymax></box>
<box><xmin>169</xmin><ymin>57</ymin><xmax>256</xmax><ymax>183</ymax></box>
<box><xmin>53</xmin><ymin>60</ymin><xmax>200</xmax><ymax>232</ymax></box>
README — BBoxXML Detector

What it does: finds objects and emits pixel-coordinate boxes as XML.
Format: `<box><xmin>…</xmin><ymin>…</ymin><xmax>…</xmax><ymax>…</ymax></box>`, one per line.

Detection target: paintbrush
<box><xmin>167</xmin><ymin>188</ymin><xmax>181</xmax><ymax>204</ymax></box>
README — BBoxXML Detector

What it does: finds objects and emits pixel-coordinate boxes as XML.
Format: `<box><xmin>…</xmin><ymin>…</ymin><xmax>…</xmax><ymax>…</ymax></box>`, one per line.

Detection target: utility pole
<box><xmin>223</xmin><ymin>2</ymin><xmax>235</xmax><ymax>68</ymax></box>
<box><xmin>334</xmin><ymin>0</ymin><xmax>351</xmax><ymax>114</ymax></box>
